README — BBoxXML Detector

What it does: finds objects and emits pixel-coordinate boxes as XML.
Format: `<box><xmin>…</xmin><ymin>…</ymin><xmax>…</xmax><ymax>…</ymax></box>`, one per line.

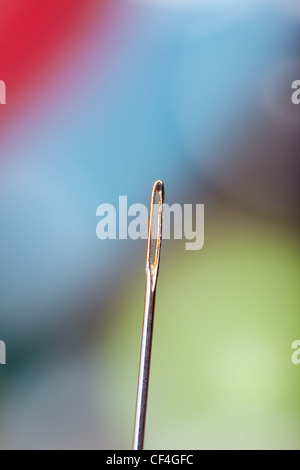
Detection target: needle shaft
<box><xmin>133</xmin><ymin>180</ymin><xmax>165</xmax><ymax>451</ymax></box>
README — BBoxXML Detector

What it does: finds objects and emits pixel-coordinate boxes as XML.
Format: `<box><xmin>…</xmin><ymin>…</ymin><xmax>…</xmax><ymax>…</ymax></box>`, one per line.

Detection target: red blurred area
<box><xmin>0</xmin><ymin>0</ymin><xmax>109</xmax><ymax>129</ymax></box>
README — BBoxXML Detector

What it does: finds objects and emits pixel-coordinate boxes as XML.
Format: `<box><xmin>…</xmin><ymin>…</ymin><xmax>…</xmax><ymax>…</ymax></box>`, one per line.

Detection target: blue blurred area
<box><xmin>0</xmin><ymin>3</ymin><xmax>294</xmax><ymax>338</ymax></box>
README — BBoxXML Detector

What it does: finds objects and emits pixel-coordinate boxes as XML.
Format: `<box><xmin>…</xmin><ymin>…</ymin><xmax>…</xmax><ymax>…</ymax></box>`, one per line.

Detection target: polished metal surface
<box><xmin>133</xmin><ymin>180</ymin><xmax>165</xmax><ymax>451</ymax></box>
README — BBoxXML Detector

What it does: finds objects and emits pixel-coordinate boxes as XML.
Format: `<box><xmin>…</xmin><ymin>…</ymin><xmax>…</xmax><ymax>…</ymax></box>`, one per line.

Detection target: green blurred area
<box><xmin>101</xmin><ymin>217</ymin><xmax>300</xmax><ymax>449</ymax></box>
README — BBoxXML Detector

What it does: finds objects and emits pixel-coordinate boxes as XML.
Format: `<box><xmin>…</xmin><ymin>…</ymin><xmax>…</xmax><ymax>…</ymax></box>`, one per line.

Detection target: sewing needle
<box><xmin>133</xmin><ymin>180</ymin><xmax>165</xmax><ymax>451</ymax></box>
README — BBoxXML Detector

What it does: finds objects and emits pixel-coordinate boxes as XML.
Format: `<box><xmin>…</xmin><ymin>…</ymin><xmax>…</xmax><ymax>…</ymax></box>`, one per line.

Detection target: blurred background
<box><xmin>0</xmin><ymin>0</ymin><xmax>300</xmax><ymax>450</ymax></box>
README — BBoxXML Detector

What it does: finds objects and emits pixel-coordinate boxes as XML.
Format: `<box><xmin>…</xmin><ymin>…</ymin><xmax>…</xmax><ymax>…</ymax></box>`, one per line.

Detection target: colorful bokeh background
<box><xmin>0</xmin><ymin>0</ymin><xmax>299</xmax><ymax>450</ymax></box>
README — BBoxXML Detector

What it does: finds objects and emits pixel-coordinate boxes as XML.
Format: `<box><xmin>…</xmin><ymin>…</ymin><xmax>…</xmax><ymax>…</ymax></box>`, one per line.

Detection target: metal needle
<box><xmin>133</xmin><ymin>180</ymin><xmax>165</xmax><ymax>451</ymax></box>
